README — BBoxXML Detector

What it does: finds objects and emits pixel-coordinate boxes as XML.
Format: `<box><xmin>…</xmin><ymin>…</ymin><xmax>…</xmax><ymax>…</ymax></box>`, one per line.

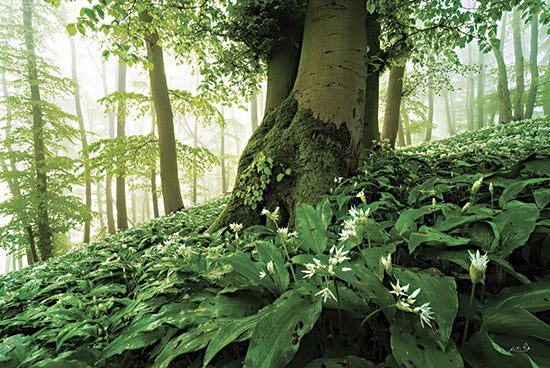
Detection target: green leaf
<box><xmin>390</xmin><ymin>320</ymin><xmax>463</xmax><ymax>368</ymax></box>
<box><xmin>296</xmin><ymin>203</ymin><xmax>327</xmax><ymax>253</ymax></box>
<box><xmin>303</xmin><ymin>356</ymin><xmax>377</xmax><ymax>368</ymax></box>
<box><xmin>393</xmin><ymin>268</ymin><xmax>458</xmax><ymax>348</ymax></box>
<box><xmin>276</xmin><ymin>173</ymin><xmax>284</xmax><ymax>182</ymax></box>
<box><xmin>493</xmin><ymin>201</ymin><xmax>539</xmax><ymax>257</ymax></box>
<box><xmin>533</xmin><ymin>188</ymin><xmax>550</xmax><ymax>209</ymax></box>
<box><xmin>244</xmin><ymin>290</ymin><xmax>322</xmax><ymax>368</ymax></box>
<box><xmin>56</xmin><ymin>322</ymin><xmax>97</xmax><ymax>351</ymax></box>
<box><xmin>66</xmin><ymin>23</ymin><xmax>77</xmax><ymax>36</ymax></box>
<box><xmin>482</xmin><ymin>308</ymin><xmax>550</xmax><ymax>341</ymax></box>
<box><xmin>485</xmin><ymin>280</ymin><xmax>550</xmax><ymax>312</ymax></box>
<box><xmin>498</xmin><ymin>178</ymin><xmax>549</xmax><ymax>208</ymax></box>
<box><xmin>408</xmin><ymin>226</ymin><xmax>470</xmax><ymax>253</ymax></box>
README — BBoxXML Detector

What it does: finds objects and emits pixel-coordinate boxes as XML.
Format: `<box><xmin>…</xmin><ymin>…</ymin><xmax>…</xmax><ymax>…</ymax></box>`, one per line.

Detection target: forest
<box><xmin>0</xmin><ymin>0</ymin><xmax>549</xmax><ymax>367</ymax></box>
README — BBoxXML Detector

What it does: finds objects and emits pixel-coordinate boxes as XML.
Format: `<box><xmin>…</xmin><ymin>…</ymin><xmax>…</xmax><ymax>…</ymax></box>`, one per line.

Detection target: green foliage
<box><xmin>1</xmin><ymin>117</ymin><xmax>550</xmax><ymax>367</ymax></box>
<box><xmin>235</xmin><ymin>152</ymin><xmax>273</xmax><ymax>209</ymax></box>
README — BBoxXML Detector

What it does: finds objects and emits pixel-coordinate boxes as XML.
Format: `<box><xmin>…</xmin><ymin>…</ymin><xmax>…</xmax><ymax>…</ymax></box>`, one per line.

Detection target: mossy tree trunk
<box><xmin>23</xmin><ymin>0</ymin><xmax>53</xmax><ymax>260</ymax></box>
<box><xmin>381</xmin><ymin>64</ymin><xmax>405</xmax><ymax>148</ymax></box>
<box><xmin>362</xmin><ymin>12</ymin><xmax>382</xmax><ymax>149</ymax></box>
<box><xmin>493</xmin><ymin>15</ymin><xmax>513</xmax><ymax>124</ymax></box>
<box><xmin>139</xmin><ymin>10</ymin><xmax>184</xmax><ymax>215</ymax></box>
<box><xmin>476</xmin><ymin>51</ymin><xmax>485</xmax><ymax>129</ymax></box>
<box><xmin>209</xmin><ymin>0</ymin><xmax>369</xmax><ymax>231</ymax></box>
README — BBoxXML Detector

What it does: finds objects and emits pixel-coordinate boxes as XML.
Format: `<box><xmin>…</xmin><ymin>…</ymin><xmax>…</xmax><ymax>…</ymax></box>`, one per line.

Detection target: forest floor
<box><xmin>1</xmin><ymin>117</ymin><xmax>549</xmax><ymax>368</ymax></box>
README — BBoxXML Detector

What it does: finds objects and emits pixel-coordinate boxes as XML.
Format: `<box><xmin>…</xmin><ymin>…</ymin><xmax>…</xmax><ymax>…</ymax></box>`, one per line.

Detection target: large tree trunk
<box><xmin>250</xmin><ymin>91</ymin><xmax>259</xmax><ymax>132</ymax></box>
<box><xmin>68</xmin><ymin>34</ymin><xmax>91</xmax><ymax>243</ymax></box>
<box><xmin>381</xmin><ymin>64</ymin><xmax>405</xmax><ymax>148</ymax></box>
<box><xmin>264</xmin><ymin>38</ymin><xmax>301</xmax><ymax>113</ymax></box>
<box><xmin>512</xmin><ymin>8</ymin><xmax>524</xmax><ymax>120</ymax></box>
<box><xmin>524</xmin><ymin>14</ymin><xmax>539</xmax><ymax>119</ymax></box>
<box><xmin>116</xmin><ymin>60</ymin><xmax>129</xmax><ymax>230</ymax></box>
<box><xmin>209</xmin><ymin>0</ymin><xmax>368</xmax><ymax>231</ymax></box>
<box><xmin>362</xmin><ymin>13</ymin><xmax>381</xmax><ymax>150</ymax></box>
<box><xmin>139</xmin><ymin>10</ymin><xmax>184</xmax><ymax>215</ymax></box>
<box><xmin>23</xmin><ymin>0</ymin><xmax>53</xmax><ymax>260</ymax></box>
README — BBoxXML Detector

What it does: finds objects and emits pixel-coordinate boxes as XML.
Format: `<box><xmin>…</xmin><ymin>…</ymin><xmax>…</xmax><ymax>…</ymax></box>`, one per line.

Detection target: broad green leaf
<box><xmin>482</xmin><ymin>308</ymin><xmax>550</xmax><ymax>341</ymax></box>
<box><xmin>244</xmin><ymin>290</ymin><xmax>322</xmax><ymax>368</ymax></box>
<box><xmin>485</xmin><ymin>280</ymin><xmax>550</xmax><ymax>312</ymax></box>
<box><xmin>102</xmin><ymin>326</ymin><xmax>166</xmax><ymax>359</ymax></box>
<box><xmin>408</xmin><ymin>226</ymin><xmax>470</xmax><ymax>253</ymax></box>
<box><xmin>56</xmin><ymin>321</ymin><xmax>97</xmax><ymax>351</ymax></box>
<box><xmin>493</xmin><ymin>201</ymin><xmax>539</xmax><ymax>258</ymax></box>
<box><xmin>360</xmin><ymin>242</ymin><xmax>396</xmax><ymax>281</ymax></box>
<box><xmin>203</xmin><ymin>315</ymin><xmax>260</xmax><ymax>367</ymax></box>
<box><xmin>153</xmin><ymin>323</ymin><xmax>219</xmax><ymax>368</ymax></box>
<box><xmin>498</xmin><ymin>178</ymin><xmax>549</xmax><ymax>208</ymax></box>
<box><xmin>215</xmin><ymin>252</ymin><xmax>261</xmax><ymax>285</ymax></box>
<box><xmin>66</xmin><ymin>23</ymin><xmax>77</xmax><ymax>36</ymax></box>
<box><xmin>390</xmin><ymin>320</ymin><xmax>462</xmax><ymax>368</ymax></box>
<box><xmin>533</xmin><ymin>188</ymin><xmax>550</xmax><ymax>209</ymax></box>
<box><xmin>393</xmin><ymin>268</ymin><xmax>458</xmax><ymax>348</ymax></box>
<box><xmin>296</xmin><ymin>203</ymin><xmax>327</xmax><ymax>253</ymax></box>
<box><xmin>462</xmin><ymin>331</ymin><xmax>537</xmax><ymax>368</ymax></box>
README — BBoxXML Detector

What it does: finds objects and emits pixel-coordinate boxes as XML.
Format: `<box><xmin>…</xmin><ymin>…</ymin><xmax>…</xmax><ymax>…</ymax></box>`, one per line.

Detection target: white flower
<box><xmin>315</xmin><ymin>287</ymin><xmax>337</xmax><ymax>303</ymax></box>
<box><xmin>330</xmin><ymin>245</ymin><xmax>350</xmax><ymax>264</ymax></box>
<box><xmin>262</xmin><ymin>207</ymin><xmax>280</xmax><ymax>223</ymax></box>
<box><xmin>416</xmin><ymin>303</ymin><xmax>435</xmax><ymax>328</ymax></box>
<box><xmin>356</xmin><ymin>190</ymin><xmax>366</xmax><ymax>203</ymax></box>
<box><xmin>406</xmin><ymin>288</ymin><xmax>421</xmax><ymax>304</ymax></box>
<box><xmin>462</xmin><ymin>202</ymin><xmax>471</xmax><ymax>212</ymax></box>
<box><xmin>468</xmin><ymin>250</ymin><xmax>489</xmax><ymax>284</ymax></box>
<box><xmin>396</xmin><ymin>299</ymin><xmax>413</xmax><ymax>312</ymax></box>
<box><xmin>472</xmin><ymin>177</ymin><xmax>483</xmax><ymax>194</ymax></box>
<box><xmin>380</xmin><ymin>254</ymin><xmax>392</xmax><ymax>275</ymax></box>
<box><xmin>302</xmin><ymin>263</ymin><xmax>316</xmax><ymax>279</ymax></box>
<box><xmin>341</xmin><ymin>267</ymin><xmax>352</xmax><ymax>272</ymax></box>
<box><xmin>229</xmin><ymin>223</ymin><xmax>243</xmax><ymax>232</ymax></box>
<box><xmin>390</xmin><ymin>279</ymin><xmax>409</xmax><ymax>297</ymax></box>
<box><xmin>489</xmin><ymin>182</ymin><xmax>494</xmax><ymax>194</ymax></box>
<box><xmin>432</xmin><ymin>197</ymin><xmax>437</xmax><ymax>207</ymax></box>
<box><xmin>266</xmin><ymin>261</ymin><xmax>275</xmax><ymax>274</ymax></box>
<box><xmin>259</xmin><ymin>270</ymin><xmax>266</xmax><ymax>279</ymax></box>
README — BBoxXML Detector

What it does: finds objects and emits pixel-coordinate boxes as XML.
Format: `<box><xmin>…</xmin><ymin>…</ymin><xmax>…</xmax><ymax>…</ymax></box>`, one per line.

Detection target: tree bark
<box><xmin>264</xmin><ymin>40</ymin><xmax>300</xmax><ymax>113</ymax></box>
<box><xmin>250</xmin><ymin>91</ymin><xmax>259</xmax><ymax>132</ymax></box>
<box><xmin>524</xmin><ymin>14</ymin><xmax>539</xmax><ymax>119</ymax></box>
<box><xmin>381</xmin><ymin>64</ymin><xmax>405</xmax><ymax>148</ymax></box>
<box><xmin>116</xmin><ymin>60</ymin><xmax>129</xmax><ymax>230</ymax></box>
<box><xmin>467</xmin><ymin>45</ymin><xmax>475</xmax><ymax>131</ymax></box>
<box><xmin>139</xmin><ymin>10</ymin><xmax>184</xmax><ymax>215</ymax></box>
<box><xmin>362</xmin><ymin>13</ymin><xmax>381</xmax><ymax>150</ymax></box>
<box><xmin>209</xmin><ymin>0</ymin><xmax>368</xmax><ymax>231</ymax></box>
<box><xmin>477</xmin><ymin>51</ymin><xmax>485</xmax><ymax>129</ymax></box>
<box><xmin>512</xmin><ymin>8</ymin><xmax>524</xmax><ymax>120</ymax></box>
<box><xmin>492</xmin><ymin>43</ymin><xmax>513</xmax><ymax>123</ymax></box>
<box><xmin>442</xmin><ymin>87</ymin><xmax>455</xmax><ymax>136</ymax></box>
<box><xmin>100</xmin><ymin>61</ymin><xmax>116</xmax><ymax>234</ymax></box>
<box><xmin>23</xmin><ymin>0</ymin><xmax>53</xmax><ymax>260</ymax></box>
<box><xmin>68</xmin><ymin>33</ymin><xmax>91</xmax><ymax>243</ymax></box>
<box><xmin>425</xmin><ymin>84</ymin><xmax>434</xmax><ymax>141</ymax></box>
<box><xmin>150</xmin><ymin>111</ymin><xmax>160</xmax><ymax>217</ymax></box>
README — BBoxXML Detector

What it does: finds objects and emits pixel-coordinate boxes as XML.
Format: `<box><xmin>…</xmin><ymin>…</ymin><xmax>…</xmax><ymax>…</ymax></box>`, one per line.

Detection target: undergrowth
<box><xmin>1</xmin><ymin>117</ymin><xmax>549</xmax><ymax>368</ymax></box>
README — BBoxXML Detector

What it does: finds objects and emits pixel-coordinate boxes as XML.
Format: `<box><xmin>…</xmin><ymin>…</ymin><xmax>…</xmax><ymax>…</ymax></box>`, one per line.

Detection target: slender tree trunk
<box><xmin>442</xmin><ymin>87</ymin><xmax>456</xmax><ymax>136</ymax></box>
<box><xmin>250</xmin><ymin>92</ymin><xmax>259</xmax><ymax>132</ymax></box>
<box><xmin>381</xmin><ymin>64</ymin><xmax>405</xmax><ymax>148</ymax></box>
<box><xmin>396</xmin><ymin>113</ymin><xmax>405</xmax><ymax>147</ymax></box>
<box><xmin>192</xmin><ymin>119</ymin><xmax>198</xmax><ymax>205</ymax></box>
<box><xmin>512</xmin><ymin>8</ymin><xmax>524</xmax><ymax>120</ymax></box>
<box><xmin>68</xmin><ymin>34</ymin><xmax>91</xmax><ymax>243</ymax></box>
<box><xmin>209</xmin><ymin>0</ymin><xmax>368</xmax><ymax>231</ymax></box>
<box><xmin>150</xmin><ymin>111</ymin><xmax>160</xmax><ymax>217</ymax></box>
<box><xmin>139</xmin><ymin>10</ymin><xmax>184</xmax><ymax>215</ymax></box>
<box><xmin>100</xmin><ymin>62</ymin><xmax>116</xmax><ymax>234</ymax></box>
<box><xmin>524</xmin><ymin>14</ymin><xmax>539</xmax><ymax>119</ymax></box>
<box><xmin>477</xmin><ymin>51</ymin><xmax>485</xmax><ymax>129</ymax></box>
<box><xmin>492</xmin><ymin>43</ymin><xmax>513</xmax><ymax>123</ymax></box>
<box><xmin>116</xmin><ymin>60</ymin><xmax>128</xmax><ymax>230</ymax></box>
<box><xmin>425</xmin><ymin>84</ymin><xmax>434</xmax><ymax>141</ymax></box>
<box><xmin>403</xmin><ymin>109</ymin><xmax>412</xmax><ymax>146</ymax></box>
<box><xmin>362</xmin><ymin>13</ymin><xmax>381</xmax><ymax>150</ymax></box>
<box><xmin>467</xmin><ymin>45</ymin><xmax>475</xmax><ymax>130</ymax></box>
<box><xmin>131</xmin><ymin>191</ymin><xmax>137</xmax><ymax>224</ymax></box>
<box><xmin>1</xmin><ymin>70</ymin><xmax>38</xmax><ymax>264</ymax></box>
<box><xmin>220</xmin><ymin>117</ymin><xmax>227</xmax><ymax>194</ymax></box>
<box><xmin>96</xmin><ymin>181</ymin><xmax>105</xmax><ymax>229</ymax></box>
<box><xmin>23</xmin><ymin>0</ymin><xmax>53</xmax><ymax>260</ymax></box>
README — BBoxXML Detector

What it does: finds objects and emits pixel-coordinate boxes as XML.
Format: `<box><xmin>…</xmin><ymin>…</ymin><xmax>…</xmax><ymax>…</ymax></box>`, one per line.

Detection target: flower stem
<box><xmin>461</xmin><ymin>283</ymin><xmax>476</xmax><ymax>347</ymax></box>
<box><xmin>352</xmin><ymin>305</ymin><xmax>393</xmax><ymax>338</ymax></box>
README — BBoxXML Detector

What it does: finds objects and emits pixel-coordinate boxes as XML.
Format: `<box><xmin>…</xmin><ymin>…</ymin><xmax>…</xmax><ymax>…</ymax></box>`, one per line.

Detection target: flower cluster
<box><xmin>301</xmin><ymin>245</ymin><xmax>351</xmax><ymax>279</ymax></box>
<box><xmin>390</xmin><ymin>279</ymin><xmax>435</xmax><ymax>329</ymax></box>
<box><xmin>468</xmin><ymin>249</ymin><xmax>489</xmax><ymax>284</ymax></box>
<box><xmin>261</xmin><ymin>207</ymin><xmax>279</xmax><ymax>223</ymax></box>
<box><xmin>339</xmin><ymin>206</ymin><xmax>370</xmax><ymax>242</ymax></box>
